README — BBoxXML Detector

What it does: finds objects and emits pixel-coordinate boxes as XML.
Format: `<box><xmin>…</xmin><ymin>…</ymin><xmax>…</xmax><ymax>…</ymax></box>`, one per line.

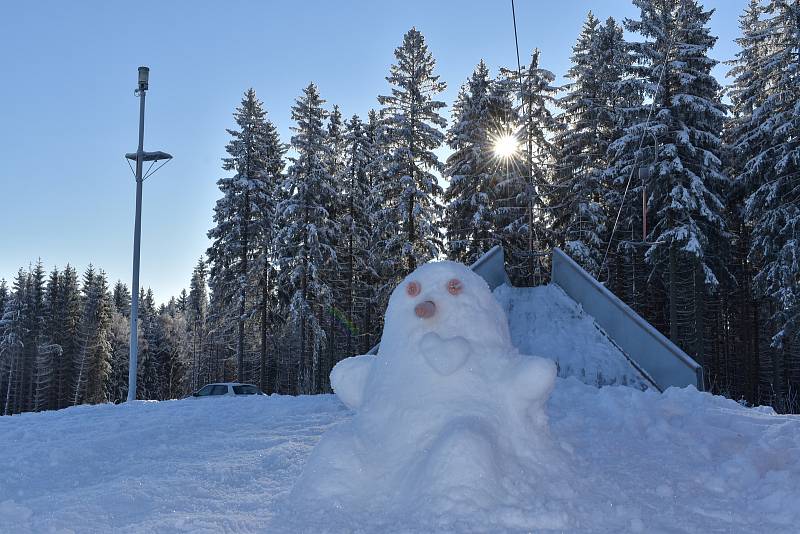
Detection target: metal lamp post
<box><xmin>126</xmin><ymin>66</ymin><xmax>172</xmax><ymax>402</ymax></box>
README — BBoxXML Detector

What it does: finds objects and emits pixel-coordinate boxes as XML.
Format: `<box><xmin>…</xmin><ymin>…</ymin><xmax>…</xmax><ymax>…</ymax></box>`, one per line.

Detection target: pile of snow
<box><xmin>1</xmin><ymin>381</ymin><xmax>798</xmax><ymax>532</ymax></box>
<box><xmin>494</xmin><ymin>283</ymin><xmax>650</xmax><ymax>389</ymax></box>
<box><xmin>291</xmin><ymin>262</ymin><xmax>560</xmax><ymax>526</ymax></box>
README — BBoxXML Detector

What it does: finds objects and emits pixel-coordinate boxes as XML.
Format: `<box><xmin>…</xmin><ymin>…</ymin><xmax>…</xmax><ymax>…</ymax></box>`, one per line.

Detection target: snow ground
<box><xmin>494</xmin><ymin>284</ymin><xmax>650</xmax><ymax>389</ymax></box>
<box><xmin>0</xmin><ymin>395</ymin><xmax>348</xmax><ymax>533</ymax></box>
<box><xmin>1</xmin><ymin>280</ymin><xmax>797</xmax><ymax>533</ymax></box>
<box><xmin>1</xmin><ymin>381</ymin><xmax>798</xmax><ymax>533</ymax></box>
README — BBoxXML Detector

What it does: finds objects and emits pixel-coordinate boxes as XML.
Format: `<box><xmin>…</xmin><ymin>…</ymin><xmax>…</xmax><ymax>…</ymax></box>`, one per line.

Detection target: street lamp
<box><xmin>125</xmin><ymin>66</ymin><xmax>172</xmax><ymax>402</ymax></box>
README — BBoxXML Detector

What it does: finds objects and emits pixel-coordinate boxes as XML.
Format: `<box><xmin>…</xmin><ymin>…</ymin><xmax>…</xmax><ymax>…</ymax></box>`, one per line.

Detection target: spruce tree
<box><xmin>443</xmin><ymin>60</ymin><xmax>505</xmax><ymax>264</ymax></box>
<box><xmin>33</xmin><ymin>263</ymin><xmax>62</xmax><ymax>411</ymax></box>
<box><xmin>274</xmin><ymin>82</ymin><xmax>337</xmax><ymax>394</ymax></box>
<box><xmin>112</xmin><ymin>281</ymin><xmax>131</xmax><ymax>317</ymax></box>
<box><xmin>246</xmin><ymin>108</ymin><xmax>284</xmax><ymax>393</ymax></box>
<box><xmin>614</xmin><ymin>0</ymin><xmax>730</xmax><ymax>365</ymax></box>
<box><xmin>207</xmin><ymin>88</ymin><xmax>280</xmax><ymax>382</ymax></box>
<box><xmin>0</xmin><ymin>270</ymin><xmax>27</xmax><ymax>415</ymax></box>
<box><xmin>20</xmin><ymin>261</ymin><xmax>46</xmax><ymax>412</ymax></box>
<box><xmin>187</xmin><ymin>258</ymin><xmax>209</xmax><ymax>392</ymax></box>
<box><xmin>553</xmin><ymin>15</ymin><xmax>632</xmax><ymax>276</ymax></box>
<box><xmin>377</xmin><ymin>28</ymin><xmax>447</xmax><ymax>276</ymax></box>
<box><xmin>135</xmin><ymin>288</ymin><xmax>161</xmax><ymax>399</ymax></box>
<box><xmin>499</xmin><ymin>50</ymin><xmax>559</xmax><ymax>285</ymax></box>
<box><xmin>72</xmin><ymin>266</ymin><xmax>112</xmax><ymax>405</ymax></box>
<box><xmin>734</xmin><ymin>0</ymin><xmax>800</xmax><ymax>408</ymax></box>
<box><xmin>741</xmin><ymin>0</ymin><xmax>800</xmax><ymax>344</ymax></box>
<box><xmin>107</xmin><ymin>304</ymin><xmax>130</xmax><ymax>403</ymax></box>
<box><xmin>158</xmin><ymin>299</ymin><xmax>189</xmax><ymax>399</ymax></box>
<box><xmin>332</xmin><ymin>114</ymin><xmax>377</xmax><ymax>361</ymax></box>
<box><xmin>54</xmin><ymin>265</ymin><xmax>81</xmax><ymax>409</ymax></box>
<box><xmin>362</xmin><ymin>109</ymin><xmax>388</xmax><ymax>351</ymax></box>
<box><xmin>723</xmin><ymin>0</ymin><xmax>768</xmax><ymax>406</ymax></box>
<box><xmin>0</xmin><ymin>280</ymin><xmax>7</xmax><ymax>313</ymax></box>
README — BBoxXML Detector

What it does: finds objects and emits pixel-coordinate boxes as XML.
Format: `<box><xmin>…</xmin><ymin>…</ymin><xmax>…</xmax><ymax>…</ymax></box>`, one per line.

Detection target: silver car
<box><xmin>191</xmin><ymin>382</ymin><xmax>265</xmax><ymax>397</ymax></box>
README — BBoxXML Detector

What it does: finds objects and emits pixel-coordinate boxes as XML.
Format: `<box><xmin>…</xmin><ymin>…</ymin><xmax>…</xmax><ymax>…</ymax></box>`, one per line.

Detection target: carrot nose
<box><xmin>415</xmin><ymin>300</ymin><xmax>436</xmax><ymax>319</ymax></box>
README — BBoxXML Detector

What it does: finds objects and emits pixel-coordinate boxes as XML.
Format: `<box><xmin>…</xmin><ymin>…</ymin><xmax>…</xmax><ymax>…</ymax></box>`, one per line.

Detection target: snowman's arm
<box><xmin>330</xmin><ymin>354</ymin><xmax>376</xmax><ymax>410</ymax></box>
<box><xmin>508</xmin><ymin>355</ymin><xmax>557</xmax><ymax>426</ymax></box>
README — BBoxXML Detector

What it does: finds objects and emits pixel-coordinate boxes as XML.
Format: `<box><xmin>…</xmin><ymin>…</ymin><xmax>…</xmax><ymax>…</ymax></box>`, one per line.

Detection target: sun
<box><xmin>492</xmin><ymin>133</ymin><xmax>519</xmax><ymax>160</ymax></box>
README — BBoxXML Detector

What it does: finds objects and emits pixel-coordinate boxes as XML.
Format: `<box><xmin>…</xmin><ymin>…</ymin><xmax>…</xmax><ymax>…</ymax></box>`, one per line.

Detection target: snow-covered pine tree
<box><xmin>36</xmin><ymin>268</ymin><xmax>61</xmax><ymax>410</ymax></box>
<box><xmin>186</xmin><ymin>258</ymin><xmax>208</xmax><ymax>392</ymax></box>
<box><xmin>107</xmin><ymin>306</ymin><xmax>130</xmax><ymax>403</ymax></box>
<box><xmin>0</xmin><ymin>280</ymin><xmax>7</xmax><ymax>313</ymax></box>
<box><xmin>246</xmin><ymin>108</ymin><xmax>284</xmax><ymax>393</ymax></box>
<box><xmin>176</xmin><ymin>290</ymin><xmax>187</xmax><ymax>313</ymax></box>
<box><xmin>203</xmin><ymin>288</ymin><xmax>229</xmax><ymax>386</ymax></box>
<box><xmin>33</xmin><ymin>262</ymin><xmax>62</xmax><ymax>412</ymax></box>
<box><xmin>727</xmin><ymin>0</ymin><xmax>768</xmax><ymax>173</ymax></box>
<box><xmin>0</xmin><ymin>269</ymin><xmax>27</xmax><ymax>415</ymax></box>
<box><xmin>614</xmin><ymin>0</ymin><xmax>730</xmax><ymax>366</ymax></box>
<box><xmin>736</xmin><ymin>0</ymin><xmax>800</xmax><ymax>409</ymax></box>
<box><xmin>135</xmin><ymin>288</ymin><xmax>162</xmax><ymax>399</ymax></box>
<box><xmin>443</xmin><ymin>60</ymin><xmax>504</xmax><ymax>264</ymax></box>
<box><xmin>332</xmin><ymin>114</ymin><xmax>377</xmax><ymax>361</ymax></box>
<box><xmin>274</xmin><ymin>82</ymin><xmax>337</xmax><ymax>394</ymax></box>
<box><xmin>112</xmin><ymin>280</ymin><xmax>131</xmax><ymax>317</ymax></box>
<box><xmin>18</xmin><ymin>261</ymin><xmax>45</xmax><ymax>413</ymax></box>
<box><xmin>553</xmin><ymin>15</ymin><xmax>632</xmax><ymax>276</ymax></box>
<box><xmin>53</xmin><ymin>265</ymin><xmax>81</xmax><ymax>409</ymax></box>
<box><xmin>72</xmin><ymin>266</ymin><xmax>112</xmax><ymax>406</ymax></box>
<box><xmin>207</xmin><ymin>88</ymin><xmax>280</xmax><ymax>382</ymax></box>
<box><xmin>320</xmin><ymin>105</ymin><xmax>347</xmax><ymax>389</ymax></box>
<box><xmin>362</xmin><ymin>109</ymin><xmax>388</xmax><ymax>351</ymax></box>
<box><xmin>377</xmin><ymin>28</ymin><xmax>447</xmax><ymax>277</ymax></box>
<box><xmin>499</xmin><ymin>49</ymin><xmax>559</xmax><ymax>286</ymax></box>
<box><xmin>157</xmin><ymin>298</ymin><xmax>189</xmax><ymax>399</ymax></box>
<box><xmin>722</xmin><ymin>0</ymin><xmax>768</xmax><ymax>406</ymax></box>
<box><xmin>106</xmin><ymin>280</ymin><xmax>131</xmax><ymax>402</ymax></box>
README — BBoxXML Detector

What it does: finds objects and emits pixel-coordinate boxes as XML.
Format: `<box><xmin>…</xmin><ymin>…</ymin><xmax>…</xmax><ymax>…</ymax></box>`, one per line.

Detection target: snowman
<box><xmin>291</xmin><ymin>261</ymin><xmax>558</xmax><ymax>513</ymax></box>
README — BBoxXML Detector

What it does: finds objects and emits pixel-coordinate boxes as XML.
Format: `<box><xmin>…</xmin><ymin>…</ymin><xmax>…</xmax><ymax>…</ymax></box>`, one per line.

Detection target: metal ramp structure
<box><xmin>550</xmin><ymin>248</ymin><xmax>702</xmax><ymax>391</ymax></box>
<box><xmin>474</xmin><ymin>245</ymin><xmax>702</xmax><ymax>391</ymax></box>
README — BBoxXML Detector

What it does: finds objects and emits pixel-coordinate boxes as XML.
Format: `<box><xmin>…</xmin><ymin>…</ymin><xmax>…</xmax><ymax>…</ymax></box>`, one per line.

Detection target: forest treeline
<box><xmin>2</xmin><ymin>0</ymin><xmax>798</xmax><ymax>414</ymax></box>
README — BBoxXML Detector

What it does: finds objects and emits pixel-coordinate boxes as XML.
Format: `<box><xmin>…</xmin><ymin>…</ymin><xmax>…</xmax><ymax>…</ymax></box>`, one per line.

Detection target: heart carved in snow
<box><xmin>419</xmin><ymin>332</ymin><xmax>471</xmax><ymax>376</ymax></box>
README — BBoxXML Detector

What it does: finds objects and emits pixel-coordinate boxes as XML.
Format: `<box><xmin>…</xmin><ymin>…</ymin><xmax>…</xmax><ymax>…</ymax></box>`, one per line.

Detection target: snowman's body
<box><xmin>292</xmin><ymin>261</ymin><xmax>557</xmax><ymax>511</ymax></box>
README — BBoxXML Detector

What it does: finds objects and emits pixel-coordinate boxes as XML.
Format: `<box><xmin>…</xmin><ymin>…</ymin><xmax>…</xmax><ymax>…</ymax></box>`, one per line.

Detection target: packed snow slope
<box><xmin>1</xmin><ymin>382</ymin><xmax>798</xmax><ymax>533</ymax></box>
<box><xmin>494</xmin><ymin>283</ymin><xmax>650</xmax><ymax>389</ymax></box>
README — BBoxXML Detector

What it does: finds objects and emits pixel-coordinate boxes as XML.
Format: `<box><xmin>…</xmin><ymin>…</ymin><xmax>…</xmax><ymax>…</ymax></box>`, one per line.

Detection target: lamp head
<box><xmin>138</xmin><ymin>66</ymin><xmax>150</xmax><ymax>92</ymax></box>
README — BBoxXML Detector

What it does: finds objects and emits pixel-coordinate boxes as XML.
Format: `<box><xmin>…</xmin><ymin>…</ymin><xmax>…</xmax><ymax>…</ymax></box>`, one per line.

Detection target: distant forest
<box><xmin>2</xmin><ymin>0</ymin><xmax>798</xmax><ymax>415</ymax></box>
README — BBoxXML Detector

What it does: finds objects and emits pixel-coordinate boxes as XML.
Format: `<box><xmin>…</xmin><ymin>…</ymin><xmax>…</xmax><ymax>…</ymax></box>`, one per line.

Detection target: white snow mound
<box><xmin>1</xmin><ymin>381</ymin><xmax>799</xmax><ymax>532</ymax></box>
<box><xmin>494</xmin><ymin>283</ymin><xmax>649</xmax><ymax>389</ymax></box>
<box><xmin>289</xmin><ymin>261</ymin><xmax>563</xmax><ymax>527</ymax></box>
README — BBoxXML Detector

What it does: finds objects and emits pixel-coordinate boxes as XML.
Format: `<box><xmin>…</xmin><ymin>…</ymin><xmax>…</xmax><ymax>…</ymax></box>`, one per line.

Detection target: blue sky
<box><xmin>0</xmin><ymin>0</ymin><xmax>746</xmax><ymax>300</ymax></box>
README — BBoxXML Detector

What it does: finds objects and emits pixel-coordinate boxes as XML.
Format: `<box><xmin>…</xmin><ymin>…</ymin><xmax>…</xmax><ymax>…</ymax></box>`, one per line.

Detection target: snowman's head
<box><xmin>380</xmin><ymin>261</ymin><xmax>513</xmax><ymax>355</ymax></box>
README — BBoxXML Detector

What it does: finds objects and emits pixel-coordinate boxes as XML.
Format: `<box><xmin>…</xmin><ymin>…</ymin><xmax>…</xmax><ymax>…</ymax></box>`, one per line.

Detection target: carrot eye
<box><xmin>447</xmin><ymin>279</ymin><xmax>463</xmax><ymax>295</ymax></box>
<box><xmin>406</xmin><ymin>281</ymin><xmax>421</xmax><ymax>297</ymax></box>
